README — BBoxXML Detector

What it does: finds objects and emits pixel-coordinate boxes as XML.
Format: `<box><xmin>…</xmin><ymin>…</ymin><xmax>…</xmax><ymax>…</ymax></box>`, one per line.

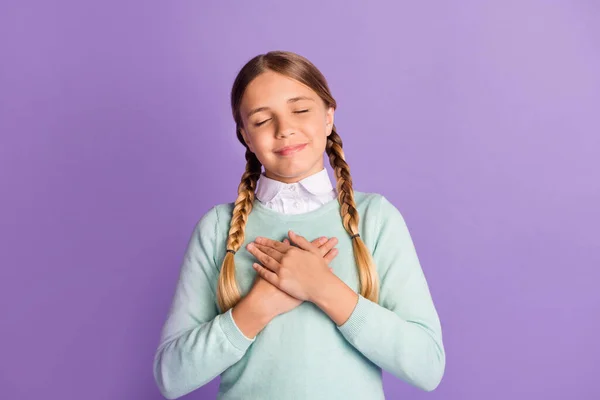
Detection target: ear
<box><xmin>325</xmin><ymin>107</ymin><xmax>335</xmax><ymax>136</ymax></box>
<box><xmin>239</xmin><ymin>127</ymin><xmax>255</xmax><ymax>153</ymax></box>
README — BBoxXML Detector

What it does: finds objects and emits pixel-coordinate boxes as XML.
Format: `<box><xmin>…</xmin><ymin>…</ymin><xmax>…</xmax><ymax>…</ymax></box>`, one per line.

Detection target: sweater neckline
<box><xmin>251</xmin><ymin>195</ymin><xmax>342</xmax><ymax>222</ymax></box>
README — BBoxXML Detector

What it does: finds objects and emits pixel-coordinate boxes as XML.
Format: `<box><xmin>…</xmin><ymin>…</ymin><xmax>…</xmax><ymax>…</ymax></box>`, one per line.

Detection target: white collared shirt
<box><xmin>255</xmin><ymin>168</ymin><xmax>338</xmax><ymax>215</ymax></box>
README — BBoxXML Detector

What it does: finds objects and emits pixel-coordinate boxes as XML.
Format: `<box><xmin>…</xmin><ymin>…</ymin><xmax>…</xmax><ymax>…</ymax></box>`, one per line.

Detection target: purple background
<box><xmin>1</xmin><ymin>1</ymin><xmax>599</xmax><ymax>399</ymax></box>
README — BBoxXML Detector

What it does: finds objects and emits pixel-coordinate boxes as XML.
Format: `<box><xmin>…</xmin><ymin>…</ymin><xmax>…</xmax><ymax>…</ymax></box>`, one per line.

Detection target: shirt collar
<box><xmin>255</xmin><ymin>168</ymin><xmax>335</xmax><ymax>203</ymax></box>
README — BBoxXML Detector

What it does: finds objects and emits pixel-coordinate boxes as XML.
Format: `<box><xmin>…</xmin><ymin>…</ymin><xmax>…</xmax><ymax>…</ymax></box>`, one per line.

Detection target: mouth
<box><xmin>274</xmin><ymin>143</ymin><xmax>308</xmax><ymax>156</ymax></box>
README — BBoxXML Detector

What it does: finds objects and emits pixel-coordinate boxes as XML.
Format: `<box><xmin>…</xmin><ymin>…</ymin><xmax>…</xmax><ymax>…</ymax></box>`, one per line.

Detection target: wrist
<box><xmin>246</xmin><ymin>291</ymin><xmax>278</xmax><ymax>323</ymax></box>
<box><xmin>231</xmin><ymin>293</ymin><xmax>275</xmax><ymax>338</ymax></box>
<box><xmin>312</xmin><ymin>275</ymin><xmax>359</xmax><ymax>326</ymax></box>
<box><xmin>310</xmin><ymin>273</ymin><xmax>342</xmax><ymax>307</ymax></box>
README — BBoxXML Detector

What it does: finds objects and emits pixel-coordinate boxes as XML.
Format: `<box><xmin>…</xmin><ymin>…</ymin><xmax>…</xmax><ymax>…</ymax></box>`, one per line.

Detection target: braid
<box><xmin>326</xmin><ymin>127</ymin><xmax>380</xmax><ymax>302</ymax></box>
<box><xmin>216</xmin><ymin>148</ymin><xmax>262</xmax><ymax>312</ymax></box>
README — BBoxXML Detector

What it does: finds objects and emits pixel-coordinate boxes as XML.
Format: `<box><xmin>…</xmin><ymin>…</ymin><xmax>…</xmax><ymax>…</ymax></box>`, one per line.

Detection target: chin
<box><xmin>262</xmin><ymin>150</ymin><xmax>322</xmax><ymax>177</ymax></box>
<box><xmin>268</xmin><ymin>163</ymin><xmax>321</xmax><ymax>181</ymax></box>
<box><xmin>271</xmin><ymin>167</ymin><xmax>309</xmax><ymax>179</ymax></box>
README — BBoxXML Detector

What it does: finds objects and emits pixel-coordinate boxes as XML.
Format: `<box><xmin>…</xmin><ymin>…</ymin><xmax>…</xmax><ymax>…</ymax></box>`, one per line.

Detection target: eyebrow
<box><xmin>247</xmin><ymin>96</ymin><xmax>315</xmax><ymax>118</ymax></box>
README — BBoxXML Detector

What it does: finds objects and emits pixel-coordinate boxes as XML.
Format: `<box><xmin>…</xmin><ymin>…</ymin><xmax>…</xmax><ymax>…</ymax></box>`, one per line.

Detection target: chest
<box><xmin>217</xmin><ymin>223</ymin><xmax>363</xmax><ymax>300</ymax></box>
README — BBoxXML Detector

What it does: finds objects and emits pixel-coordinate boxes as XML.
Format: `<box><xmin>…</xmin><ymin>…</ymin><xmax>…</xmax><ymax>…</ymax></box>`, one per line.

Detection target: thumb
<box><xmin>288</xmin><ymin>230</ymin><xmax>315</xmax><ymax>252</ymax></box>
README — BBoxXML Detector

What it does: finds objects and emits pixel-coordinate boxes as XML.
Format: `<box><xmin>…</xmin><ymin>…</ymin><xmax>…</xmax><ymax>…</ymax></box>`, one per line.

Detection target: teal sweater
<box><xmin>153</xmin><ymin>191</ymin><xmax>445</xmax><ymax>399</ymax></box>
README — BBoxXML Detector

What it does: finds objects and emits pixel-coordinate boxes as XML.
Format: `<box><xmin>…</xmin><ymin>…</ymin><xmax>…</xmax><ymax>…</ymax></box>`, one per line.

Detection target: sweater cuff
<box><xmin>337</xmin><ymin>294</ymin><xmax>372</xmax><ymax>342</ymax></box>
<box><xmin>218</xmin><ymin>307</ymin><xmax>256</xmax><ymax>352</ymax></box>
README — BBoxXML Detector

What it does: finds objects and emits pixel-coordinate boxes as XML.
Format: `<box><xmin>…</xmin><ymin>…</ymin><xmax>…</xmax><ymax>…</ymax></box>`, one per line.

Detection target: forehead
<box><xmin>241</xmin><ymin>71</ymin><xmax>316</xmax><ymax>109</ymax></box>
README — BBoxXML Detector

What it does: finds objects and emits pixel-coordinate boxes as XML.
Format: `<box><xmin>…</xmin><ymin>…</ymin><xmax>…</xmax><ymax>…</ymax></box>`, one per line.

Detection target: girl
<box><xmin>153</xmin><ymin>50</ymin><xmax>445</xmax><ymax>399</ymax></box>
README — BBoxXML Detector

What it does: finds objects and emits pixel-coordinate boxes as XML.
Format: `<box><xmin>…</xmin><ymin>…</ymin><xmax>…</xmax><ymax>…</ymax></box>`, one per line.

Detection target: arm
<box><xmin>153</xmin><ymin>207</ymin><xmax>257</xmax><ymax>399</ymax></box>
<box><xmin>315</xmin><ymin>195</ymin><xmax>446</xmax><ymax>391</ymax></box>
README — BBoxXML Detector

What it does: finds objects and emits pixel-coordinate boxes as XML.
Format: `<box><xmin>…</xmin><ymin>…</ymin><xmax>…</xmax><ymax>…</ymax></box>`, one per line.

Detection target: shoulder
<box><xmin>354</xmin><ymin>190</ymin><xmax>406</xmax><ymax>225</ymax></box>
<box><xmin>353</xmin><ymin>190</ymin><xmax>396</xmax><ymax>214</ymax></box>
<box><xmin>190</xmin><ymin>199</ymin><xmax>236</xmax><ymax>233</ymax></box>
<box><xmin>188</xmin><ymin>203</ymin><xmax>232</xmax><ymax>262</ymax></box>
<box><xmin>195</xmin><ymin>201</ymin><xmax>236</xmax><ymax>226</ymax></box>
<box><xmin>353</xmin><ymin>190</ymin><xmax>381</xmax><ymax>210</ymax></box>
<box><xmin>190</xmin><ymin>205</ymin><xmax>221</xmax><ymax>237</ymax></box>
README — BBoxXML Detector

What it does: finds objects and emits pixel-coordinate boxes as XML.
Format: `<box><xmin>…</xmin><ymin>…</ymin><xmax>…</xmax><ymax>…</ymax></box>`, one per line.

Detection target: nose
<box><xmin>275</xmin><ymin>116</ymin><xmax>295</xmax><ymax>138</ymax></box>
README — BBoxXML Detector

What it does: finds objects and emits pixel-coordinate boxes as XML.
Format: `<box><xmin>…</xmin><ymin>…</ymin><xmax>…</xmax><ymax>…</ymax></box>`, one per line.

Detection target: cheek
<box><xmin>305</xmin><ymin>121</ymin><xmax>328</xmax><ymax>142</ymax></box>
<box><xmin>307</xmin><ymin>114</ymin><xmax>328</xmax><ymax>134</ymax></box>
<box><xmin>249</xmin><ymin>134</ymin><xmax>274</xmax><ymax>154</ymax></box>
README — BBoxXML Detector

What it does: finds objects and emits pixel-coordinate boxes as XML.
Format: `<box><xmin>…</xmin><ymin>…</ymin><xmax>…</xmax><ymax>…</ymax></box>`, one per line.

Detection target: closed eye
<box><xmin>255</xmin><ymin>118</ymin><xmax>271</xmax><ymax>127</ymax></box>
<box><xmin>255</xmin><ymin>110</ymin><xmax>308</xmax><ymax>126</ymax></box>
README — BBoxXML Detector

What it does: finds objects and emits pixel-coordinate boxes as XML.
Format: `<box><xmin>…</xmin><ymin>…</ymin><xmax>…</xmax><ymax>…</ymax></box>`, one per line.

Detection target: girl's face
<box><xmin>239</xmin><ymin>71</ymin><xmax>335</xmax><ymax>184</ymax></box>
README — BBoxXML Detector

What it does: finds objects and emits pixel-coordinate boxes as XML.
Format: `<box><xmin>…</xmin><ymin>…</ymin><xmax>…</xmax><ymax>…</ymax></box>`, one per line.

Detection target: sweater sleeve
<box><xmin>153</xmin><ymin>206</ymin><xmax>255</xmax><ymax>399</ymax></box>
<box><xmin>337</xmin><ymin>195</ymin><xmax>446</xmax><ymax>391</ymax></box>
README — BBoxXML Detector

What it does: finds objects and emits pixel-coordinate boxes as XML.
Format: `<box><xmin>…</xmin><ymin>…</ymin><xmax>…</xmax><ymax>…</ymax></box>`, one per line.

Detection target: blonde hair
<box><xmin>217</xmin><ymin>50</ymin><xmax>379</xmax><ymax>312</ymax></box>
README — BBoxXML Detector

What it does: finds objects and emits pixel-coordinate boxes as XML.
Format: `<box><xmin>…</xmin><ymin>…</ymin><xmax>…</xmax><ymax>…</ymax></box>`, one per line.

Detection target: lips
<box><xmin>274</xmin><ymin>143</ymin><xmax>307</xmax><ymax>156</ymax></box>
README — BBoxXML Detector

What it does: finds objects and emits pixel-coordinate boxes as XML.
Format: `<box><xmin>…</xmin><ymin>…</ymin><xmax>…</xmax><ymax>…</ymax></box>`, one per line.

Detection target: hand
<box><xmin>247</xmin><ymin>236</ymin><xmax>339</xmax><ymax>319</ymax></box>
<box><xmin>247</xmin><ymin>230</ymin><xmax>337</xmax><ymax>303</ymax></box>
<box><xmin>283</xmin><ymin>236</ymin><xmax>339</xmax><ymax>267</ymax></box>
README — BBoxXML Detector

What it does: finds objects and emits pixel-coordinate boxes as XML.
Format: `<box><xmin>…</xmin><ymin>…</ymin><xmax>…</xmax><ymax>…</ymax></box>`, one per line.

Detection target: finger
<box><xmin>247</xmin><ymin>243</ymin><xmax>281</xmax><ymax>274</ymax></box>
<box><xmin>312</xmin><ymin>236</ymin><xmax>327</xmax><ymax>246</ymax></box>
<box><xmin>288</xmin><ymin>230</ymin><xmax>317</xmax><ymax>253</ymax></box>
<box><xmin>318</xmin><ymin>237</ymin><xmax>338</xmax><ymax>257</ymax></box>
<box><xmin>255</xmin><ymin>236</ymin><xmax>290</xmax><ymax>252</ymax></box>
<box><xmin>284</xmin><ymin>238</ymin><xmax>299</xmax><ymax>248</ymax></box>
<box><xmin>323</xmin><ymin>248</ymin><xmax>339</xmax><ymax>264</ymax></box>
<box><xmin>252</xmin><ymin>263</ymin><xmax>279</xmax><ymax>286</ymax></box>
<box><xmin>253</xmin><ymin>243</ymin><xmax>284</xmax><ymax>262</ymax></box>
